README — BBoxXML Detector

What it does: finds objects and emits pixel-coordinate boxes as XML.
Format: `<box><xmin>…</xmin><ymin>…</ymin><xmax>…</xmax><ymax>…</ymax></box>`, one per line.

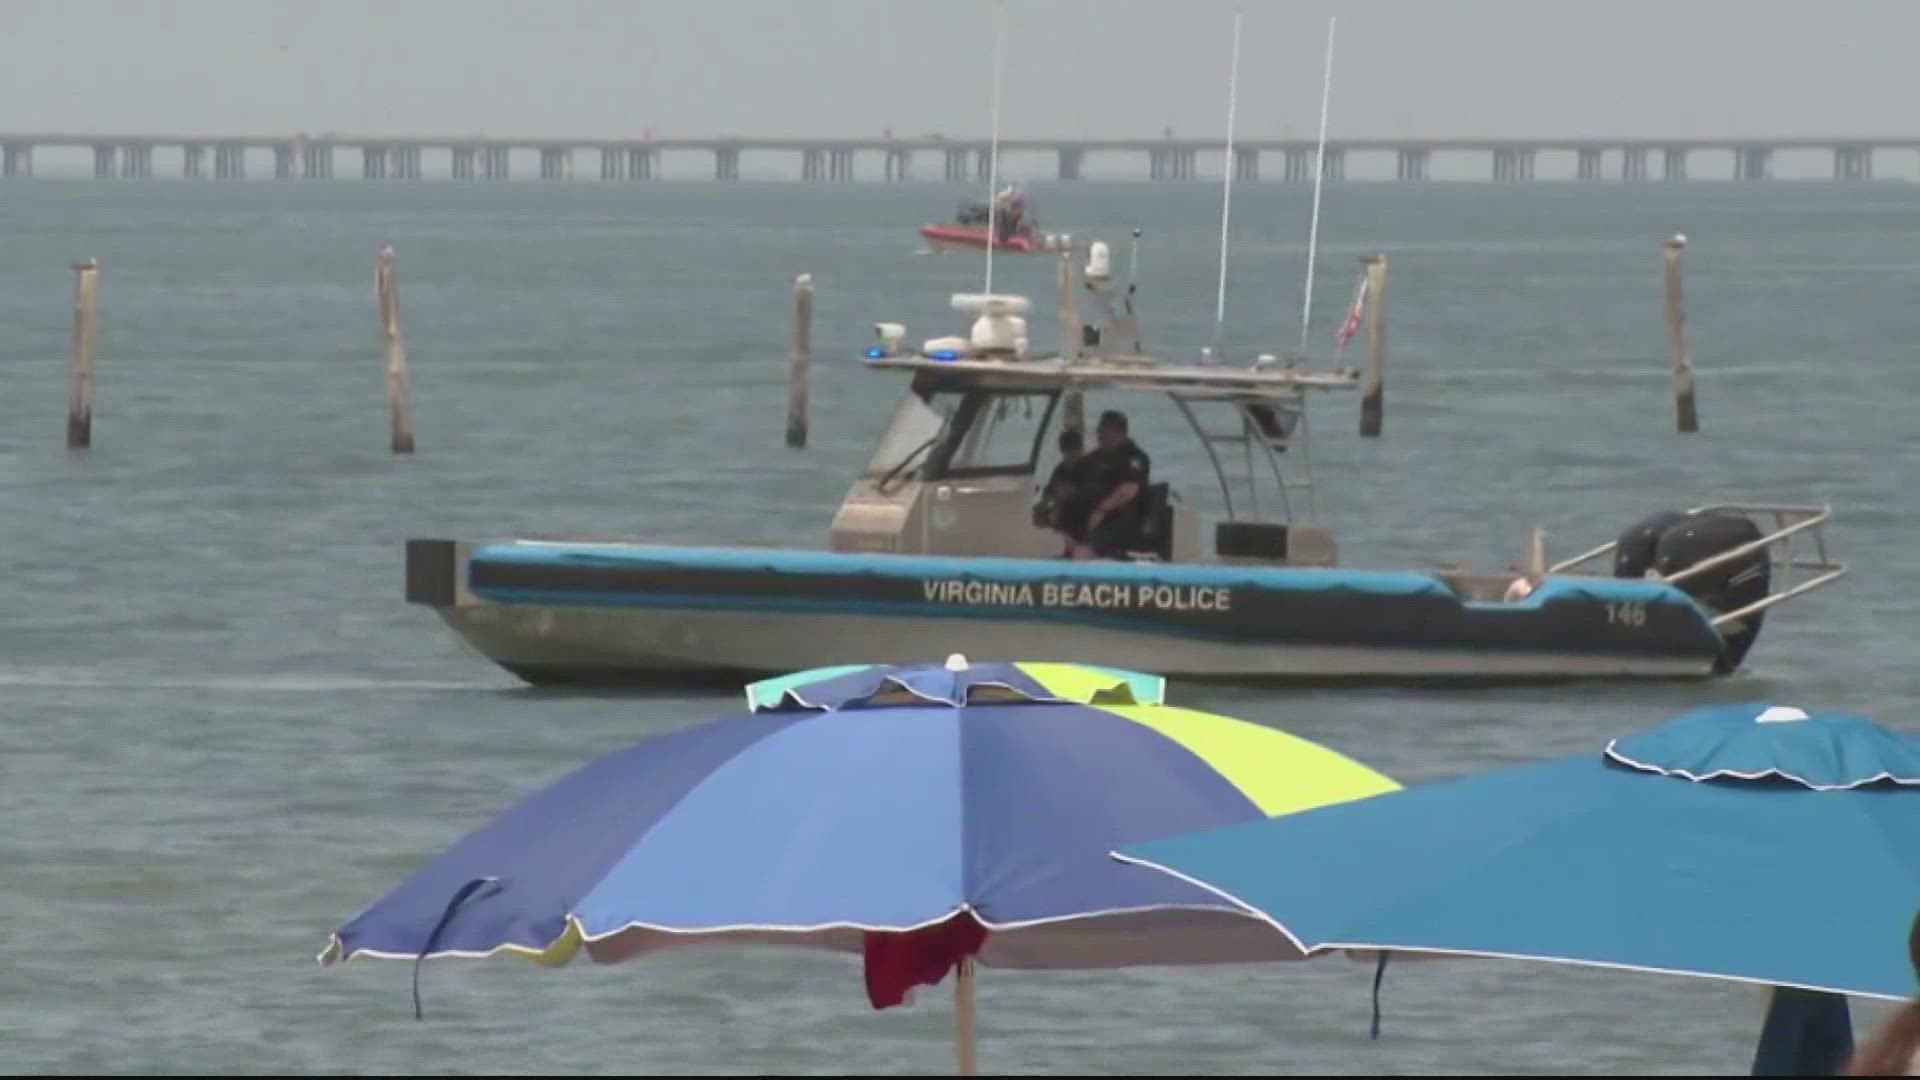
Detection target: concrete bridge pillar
<box><xmin>5</xmin><ymin>143</ymin><xmax>34</xmax><ymax>177</ymax></box>
<box><xmin>1577</xmin><ymin>147</ymin><xmax>1604</xmax><ymax>181</ymax></box>
<box><xmin>451</xmin><ymin>147</ymin><xmax>475</xmax><ymax>179</ymax></box>
<box><xmin>1395</xmin><ymin>148</ymin><xmax>1429</xmax><ymax>181</ymax></box>
<box><xmin>1834</xmin><ymin>145</ymin><xmax>1873</xmax><ymax>180</ymax></box>
<box><xmin>1233</xmin><ymin>147</ymin><xmax>1259</xmax><ymax>182</ymax></box>
<box><xmin>974</xmin><ymin>148</ymin><xmax>990</xmax><ymax>181</ymax></box>
<box><xmin>884</xmin><ymin>148</ymin><xmax>912</xmax><ymax>181</ymax></box>
<box><xmin>301</xmin><ymin>144</ymin><xmax>332</xmax><ymax>179</ymax></box>
<box><xmin>600</xmin><ymin>147</ymin><xmax>625</xmax><ymax>180</ymax></box>
<box><xmin>1283</xmin><ymin>148</ymin><xmax>1312</xmax><ymax>182</ymax></box>
<box><xmin>1621</xmin><ymin>147</ymin><xmax>1648</xmax><ymax>181</ymax></box>
<box><xmin>1661</xmin><ymin>147</ymin><xmax>1687</xmax><ymax>180</ymax></box>
<box><xmin>483</xmin><ymin>146</ymin><xmax>509</xmax><ymax>179</ymax></box>
<box><xmin>539</xmin><ymin>147</ymin><xmax>571</xmax><ymax>180</ymax></box>
<box><xmin>120</xmin><ymin>145</ymin><xmax>152</xmax><ymax>178</ymax></box>
<box><xmin>183</xmin><ymin>144</ymin><xmax>206</xmax><ymax>178</ymax></box>
<box><xmin>362</xmin><ymin>145</ymin><xmax>387</xmax><ymax>179</ymax></box>
<box><xmin>626</xmin><ymin>147</ymin><xmax>655</xmax><ymax>180</ymax></box>
<box><xmin>802</xmin><ymin>148</ymin><xmax>824</xmax><ymax>181</ymax></box>
<box><xmin>1735</xmin><ymin>146</ymin><xmax>1773</xmax><ymax>181</ymax></box>
<box><xmin>274</xmin><ymin>144</ymin><xmax>297</xmax><ymax>179</ymax></box>
<box><xmin>1147</xmin><ymin>148</ymin><xmax>1165</xmax><ymax>180</ymax></box>
<box><xmin>713</xmin><ymin>147</ymin><xmax>741</xmax><ymax>180</ymax></box>
<box><xmin>1058</xmin><ymin>147</ymin><xmax>1084</xmax><ymax>181</ymax></box>
<box><xmin>944</xmin><ymin>147</ymin><xmax>968</xmax><ymax>181</ymax></box>
<box><xmin>1492</xmin><ymin>148</ymin><xmax>1533</xmax><ymax>181</ymax></box>
<box><xmin>94</xmin><ymin>145</ymin><xmax>118</xmax><ymax>178</ymax></box>
<box><xmin>215</xmin><ymin>145</ymin><xmax>245</xmax><ymax>179</ymax></box>
<box><xmin>1321</xmin><ymin>147</ymin><xmax>1345</xmax><ymax>180</ymax></box>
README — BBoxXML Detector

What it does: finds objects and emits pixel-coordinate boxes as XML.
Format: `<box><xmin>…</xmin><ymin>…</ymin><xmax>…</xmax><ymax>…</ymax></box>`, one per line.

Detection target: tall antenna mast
<box><xmin>1299</xmin><ymin>15</ymin><xmax>1337</xmax><ymax>353</ymax></box>
<box><xmin>983</xmin><ymin>0</ymin><xmax>1008</xmax><ymax>296</ymax></box>
<box><xmin>1211</xmin><ymin>8</ymin><xmax>1244</xmax><ymax>355</ymax></box>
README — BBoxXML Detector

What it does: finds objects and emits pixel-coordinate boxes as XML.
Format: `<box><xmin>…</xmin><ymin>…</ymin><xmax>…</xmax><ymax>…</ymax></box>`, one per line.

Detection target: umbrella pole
<box><xmin>954</xmin><ymin>958</ymin><xmax>977</xmax><ymax>1076</ymax></box>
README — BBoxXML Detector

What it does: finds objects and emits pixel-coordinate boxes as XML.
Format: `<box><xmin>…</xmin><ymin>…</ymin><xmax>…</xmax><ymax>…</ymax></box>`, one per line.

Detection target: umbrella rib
<box><xmin>1105</xmin><ymin>852</ymin><xmax>1315</xmax><ymax>955</ymax></box>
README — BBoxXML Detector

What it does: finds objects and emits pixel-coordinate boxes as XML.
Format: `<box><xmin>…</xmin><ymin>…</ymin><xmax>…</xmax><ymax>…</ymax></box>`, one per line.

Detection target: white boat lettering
<box><xmin>920</xmin><ymin>578</ymin><xmax>1230</xmax><ymax>613</ymax></box>
<box><xmin>922</xmin><ymin>580</ymin><xmax>1037</xmax><ymax>606</ymax></box>
<box><xmin>1605</xmin><ymin>600</ymin><xmax>1648</xmax><ymax>627</ymax></box>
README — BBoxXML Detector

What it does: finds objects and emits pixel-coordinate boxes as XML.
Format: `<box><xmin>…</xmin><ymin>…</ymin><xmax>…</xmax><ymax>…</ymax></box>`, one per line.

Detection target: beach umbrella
<box><xmin>1114</xmin><ymin>702</ymin><xmax>1920</xmax><ymax>1072</ymax></box>
<box><xmin>319</xmin><ymin>655</ymin><xmax>1398</xmax><ymax>1074</ymax></box>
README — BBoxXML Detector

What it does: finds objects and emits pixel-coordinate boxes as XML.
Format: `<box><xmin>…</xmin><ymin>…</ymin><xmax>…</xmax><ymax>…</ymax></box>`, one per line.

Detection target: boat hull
<box><xmin>919</xmin><ymin>225</ymin><xmax>1035</xmax><ymax>252</ymax></box>
<box><xmin>408</xmin><ymin>539</ymin><xmax>1742</xmax><ymax>687</ymax></box>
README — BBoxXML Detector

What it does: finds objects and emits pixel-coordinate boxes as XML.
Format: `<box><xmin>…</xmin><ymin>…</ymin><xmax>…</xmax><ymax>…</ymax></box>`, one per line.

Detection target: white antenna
<box><xmin>983</xmin><ymin>0</ymin><xmax>1008</xmax><ymax>297</ymax></box>
<box><xmin>1299</xmin><ymin>15</ymin><xmax>1337</xmax><ymax>353</ymax></box>
<box><xmin>1211</xmin><ymin>8</ymin><xmax>1244</xmax><ymax>354</ymax></box>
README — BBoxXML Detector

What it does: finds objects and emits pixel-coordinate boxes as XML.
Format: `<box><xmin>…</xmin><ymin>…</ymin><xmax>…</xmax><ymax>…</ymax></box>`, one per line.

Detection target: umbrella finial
<box><xmin>1755</xmin><ymin>706</ymin><xmax>1809</xmax><ymax>725</ymax></box>
<box><xmin>945</xmin><ymin>653</ymin><xmax>970</xmax><ymax>672</ymax></box>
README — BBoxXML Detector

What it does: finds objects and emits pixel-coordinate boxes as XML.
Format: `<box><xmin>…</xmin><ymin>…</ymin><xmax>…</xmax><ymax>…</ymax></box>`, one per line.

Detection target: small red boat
<box><xmin>920</xmin><ymin>185</ymin><xmax>1045</xmax><ymax>253</ymax></box>
<box><xmin>918</xmin><ymin>224</ymin><xmax>1035</xmax><ymax>252</ymax></box>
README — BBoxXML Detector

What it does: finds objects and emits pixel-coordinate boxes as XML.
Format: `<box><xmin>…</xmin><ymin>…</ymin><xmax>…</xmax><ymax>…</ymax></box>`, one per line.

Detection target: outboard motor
<box><xmin>1612</xmin><ymin>509</ymin><xmax>1695</xmax><ymax>579</ymax></box>
<box><xmin>1617</xmin><ymin>510</ymin><xmax>1771</xmax><ymax>673</ymax></box>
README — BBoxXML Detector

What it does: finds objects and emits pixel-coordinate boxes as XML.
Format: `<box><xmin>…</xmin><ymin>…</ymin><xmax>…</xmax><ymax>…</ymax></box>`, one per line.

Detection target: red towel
<box><xmin>861</xmin><ymin>910</ymin><xmax>989</xmax><ymax>1010</ymax></box>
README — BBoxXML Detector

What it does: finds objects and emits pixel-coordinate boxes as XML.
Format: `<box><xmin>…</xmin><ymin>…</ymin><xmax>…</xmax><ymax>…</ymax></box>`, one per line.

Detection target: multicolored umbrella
<box><xmin>319</xmin><ymin>655</ymin><xmax>1398</xmax><ymax>1074</ymax></box>
<box><xmin>1114</xmin><ymin>702</ymin><xmax>1920</xmax><ymax>1069</ymax></box>
<box><xmin>742</xmin><ymin>660</ymin><xmax>1167</xmax><ymax>712</ymax></box>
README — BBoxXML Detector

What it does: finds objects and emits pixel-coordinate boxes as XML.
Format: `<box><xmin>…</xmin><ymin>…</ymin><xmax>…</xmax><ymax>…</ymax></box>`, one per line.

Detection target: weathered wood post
<box><xmin>1663</xmin><ymin>233</ymin><xmax>1699</xmax><ymax>433</ymax></box>
<box><xmin>787</xmin><ymin>273</ymin><xmax>813</xmax><ymax>449</ymax></box>
<box><xmin>1358</xmin><ymin>253</ymin><xmax>1388</xmax><ymax>438</ymax></box>
<box><xmin>1056</xmin><ymin>252</ymin><xmax>1084</xmax><ymax>432</ymax></box>
<box><xmin>67</xmin><ymin>258</ymin><xmax>99</xmax><ymax>450</ymax></box>
<box><xmin>375</xmin><ymin>246</ymin><xmax>415</xmax><ymax>453</ymax></box>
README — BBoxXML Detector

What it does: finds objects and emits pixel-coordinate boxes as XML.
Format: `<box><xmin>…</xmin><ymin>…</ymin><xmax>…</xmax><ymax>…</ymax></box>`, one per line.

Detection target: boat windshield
<box><xmin>946</xmin><ymin>391</ymin><xmax>1050</xmax><ymax>475</ymax></box>
<box><xmin>862</xmin><ymin>388</ymin><xmax>1056</xmax><ymax>482</ymax></box>
<box><xmin>863</xmin><ymin>390</ymin><xmax>960</xmax><ymax>479</ymax></box>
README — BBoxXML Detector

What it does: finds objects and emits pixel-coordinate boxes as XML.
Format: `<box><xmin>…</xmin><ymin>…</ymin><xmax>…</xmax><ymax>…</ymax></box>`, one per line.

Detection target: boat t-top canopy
<box><xmin>854</xmin><ymin>276</ymin><xmax>1364</xmax><ymax>525</ymax></box>
<box><xmin>861</xmin><ymin>352</ymin><xmax>1360</xmax><ymax>399</ymax></box>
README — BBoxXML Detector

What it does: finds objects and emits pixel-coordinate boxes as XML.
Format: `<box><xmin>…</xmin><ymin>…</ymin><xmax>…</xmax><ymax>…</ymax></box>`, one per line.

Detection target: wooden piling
<box><xmin>375</xmin><ymin>246</ymin><xmax>415</xmax><ymax>454</ymax></box>
<box><xmin>1663</xmin><ymin>234</ymin><xmax>1698</xmax><ymax>433</ymax></box>
<box><xmin>787</xmin><ymin>273</ymin><xmax>812</xmax><ymax>449</ymax></box>
<box><xmin>1358</xmin><ymin>254</ymin><xmax>1387</xmax><ymax>438</ymax></box>
<box><xmin>67</xmin><ymin>258</ymin><xmax>99</xmax><ymax>450</ymax></box>
<box><xmin>1056</xmin><ymin>253</ymin><xmax>1084</xmax><ymax>432</ymax></box>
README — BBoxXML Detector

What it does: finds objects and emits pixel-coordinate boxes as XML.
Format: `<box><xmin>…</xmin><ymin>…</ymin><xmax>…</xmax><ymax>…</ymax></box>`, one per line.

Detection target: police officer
<box><xmin>1069</xmin><ymin>409</ymin><xmax>1151</xmax><ymax>560</ymax></box>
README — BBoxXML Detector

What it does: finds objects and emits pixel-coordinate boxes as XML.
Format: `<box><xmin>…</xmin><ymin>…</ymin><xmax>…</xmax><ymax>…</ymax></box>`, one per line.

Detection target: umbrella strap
<box><xmin>1370</xmin><ymin>951</ymin><xmax>1390</xmax><ymax>1041</ymax></box>
<box><xmin>413</xmin><ymin>876</ymin><xmax>500</xmax><ymax>1020</ymax></box>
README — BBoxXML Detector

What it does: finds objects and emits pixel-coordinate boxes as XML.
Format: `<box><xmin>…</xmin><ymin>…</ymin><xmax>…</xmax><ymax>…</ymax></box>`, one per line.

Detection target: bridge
<box><xmin>2</xmin><ymin>133</ymin><xmax>1915</xmax><ymax>182</ymax></box>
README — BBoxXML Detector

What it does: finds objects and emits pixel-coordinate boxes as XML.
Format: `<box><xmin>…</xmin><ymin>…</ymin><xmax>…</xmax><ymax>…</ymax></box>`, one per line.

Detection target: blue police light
<box><xmin>926</xmin><ymin>349</ymin><xmax>962</xmax><ymax>362</ymax></box>
<box><xmin>863</xmin><ymin>345</ymin><xmax>887</xmax><ymax>359</ymax></box>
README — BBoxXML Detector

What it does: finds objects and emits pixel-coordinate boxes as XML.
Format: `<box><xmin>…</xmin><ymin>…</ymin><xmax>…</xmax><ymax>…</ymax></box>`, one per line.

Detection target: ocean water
<box><xmin>0</xmin><ymin>174</ymin><xmax>1915</xmax><ymax>1074</ymax></box>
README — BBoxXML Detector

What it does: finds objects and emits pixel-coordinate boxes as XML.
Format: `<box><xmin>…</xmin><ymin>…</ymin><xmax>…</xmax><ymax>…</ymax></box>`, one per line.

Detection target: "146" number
<box><xmin>1605</xmin><ymin>601</ymin><xmax>1648</xmax><ymax>627</ymax></box>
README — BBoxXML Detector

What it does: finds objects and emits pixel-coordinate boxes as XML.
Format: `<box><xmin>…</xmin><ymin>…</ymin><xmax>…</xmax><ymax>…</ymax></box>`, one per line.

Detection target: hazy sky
<box><xmin>2</xmin><ymin>0</ymin><xmax>1916</xmax><ymax>140</ymax></box>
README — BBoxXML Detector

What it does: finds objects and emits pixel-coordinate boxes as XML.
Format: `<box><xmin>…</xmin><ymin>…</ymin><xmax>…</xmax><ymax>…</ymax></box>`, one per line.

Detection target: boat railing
<box><xmin>1545</xmin><ymin>503</ymin><xmax>1847</xmax><ymax>629</ymax></box>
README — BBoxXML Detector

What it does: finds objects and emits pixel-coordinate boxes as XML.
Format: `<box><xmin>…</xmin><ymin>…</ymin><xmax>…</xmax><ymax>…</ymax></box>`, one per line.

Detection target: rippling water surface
<box><xmin>0</xmin><ymin>176</ymin><xmax>1915</xmax><ymax>1073</ymax></box>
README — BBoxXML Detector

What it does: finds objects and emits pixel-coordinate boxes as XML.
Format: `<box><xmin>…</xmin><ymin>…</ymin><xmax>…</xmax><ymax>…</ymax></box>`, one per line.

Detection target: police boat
<box><xmin>401</xmin><ymin>239</ymin><xmax>1846</xmax><ymax>689</ymax></box>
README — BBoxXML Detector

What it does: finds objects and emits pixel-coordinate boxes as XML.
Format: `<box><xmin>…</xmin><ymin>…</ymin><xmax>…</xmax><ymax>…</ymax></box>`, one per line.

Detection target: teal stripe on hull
<box><xmin>475</xmin><ymin>541</ymin><xmax>1703</xmax><ymax>609</ymax></box>
<box><xmin>464</xmin><ymin>584</ymin><xmax>1722</xmax><ymax>658</ymax></box>
<box><xmin>468</xmin><ymin>585</ymin><xmax>1278</xmax><ymax>643</ymax></box>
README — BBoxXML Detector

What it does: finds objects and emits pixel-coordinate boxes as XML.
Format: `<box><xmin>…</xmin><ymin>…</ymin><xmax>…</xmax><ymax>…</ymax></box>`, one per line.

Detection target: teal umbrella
<box><xmin>1115</xmin><ymin>702</ymin><xmax>1920</xmax><ymax>1070</ymax></box>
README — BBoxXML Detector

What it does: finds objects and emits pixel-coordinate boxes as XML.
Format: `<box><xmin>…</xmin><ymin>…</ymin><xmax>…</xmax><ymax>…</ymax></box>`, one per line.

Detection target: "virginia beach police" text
<box><xmin>921</xmin><ymin>578</ymin><xmax>1231</xmax><ymax>613</ymax></box>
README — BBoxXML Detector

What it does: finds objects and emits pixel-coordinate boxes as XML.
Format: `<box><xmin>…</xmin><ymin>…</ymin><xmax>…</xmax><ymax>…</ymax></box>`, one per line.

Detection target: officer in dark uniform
<box><xmin>1068</xmin><ymin>409</ymin><xmax>1151</xmax><ymax>559</ymax></box>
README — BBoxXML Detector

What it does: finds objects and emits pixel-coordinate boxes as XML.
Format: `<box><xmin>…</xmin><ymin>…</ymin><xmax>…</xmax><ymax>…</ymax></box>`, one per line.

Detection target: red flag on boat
<box><xmin>1333</xmin><ymin>273</ymin><xmax>1368</xmax><ymax>351</ymax></box>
